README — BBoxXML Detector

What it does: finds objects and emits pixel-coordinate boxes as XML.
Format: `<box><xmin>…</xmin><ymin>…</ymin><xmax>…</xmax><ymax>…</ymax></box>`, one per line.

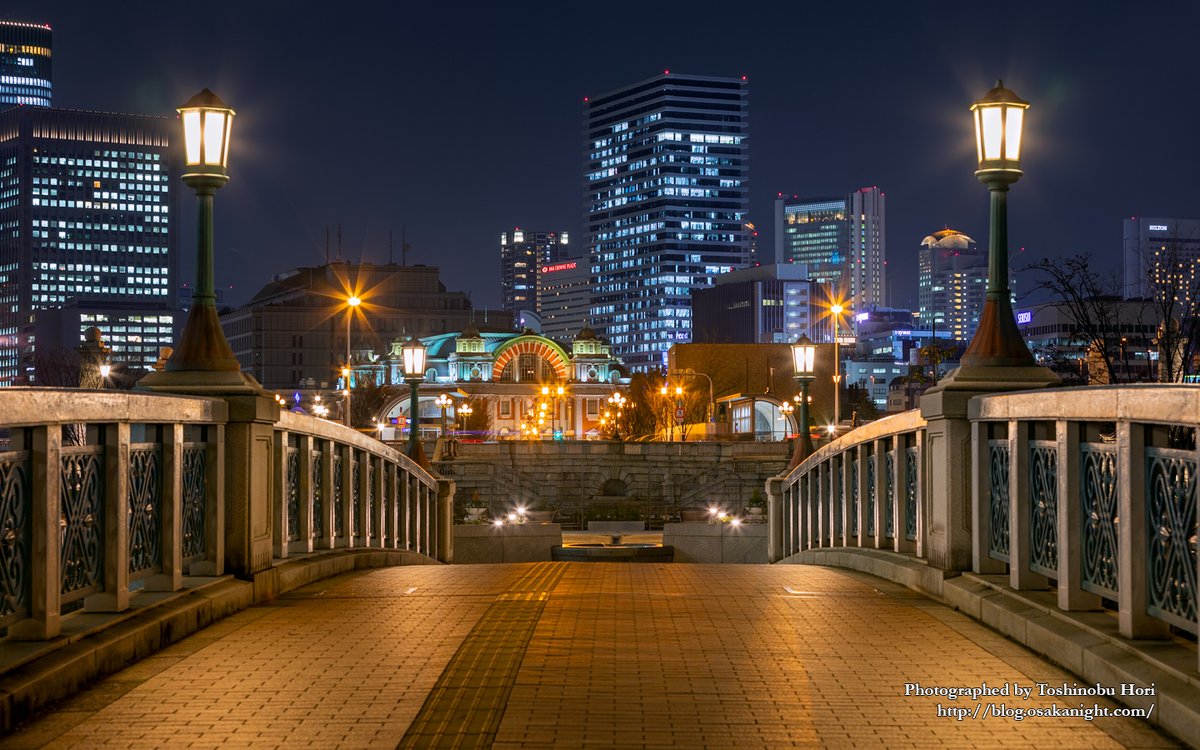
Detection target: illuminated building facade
<box><xmin>690</xmin><ymin>264</ymin><xmax>820</xmax><ymax>344</ymax></box>
<box><xmin>499</xmin><ymin>228</ymin><xmax>569</xmax><ymax>322</ymax></box>
<box><xmin>0</xmin><ymin>21</ymin><xmax>52</xmax><ymax>108</ymax></box>
<box><xmin>220</xmin><ymin>261</ymin><xmax>498</xmax><ymax>390</ymax></box>
<box><xmin>585</xmin><ymin>72</ymin><xmax>751</xmax><ymax>371</ymax></box>
<box><xmin>917</xmin><ymin>228</ymin><xmax>988</xmax><ymax>342</ymax></box>
<box><xmin>773</xmin><ymin>187</ymin><xmax>886</xmax><ymax>314</ymax></box>
<box><xmin>537</xmin><ymin>259</ymin><xmax>591</xmax><ymax>342</ymax></box>
<box><xmin>0</xmin><ymin>107</ymin><xmax>178</xmax><ymax>384</ymax></box>
<box><xmin>1123</xmin><ymin>216</ymin><xmax>1200</xmax><ymax>303</ymax></box>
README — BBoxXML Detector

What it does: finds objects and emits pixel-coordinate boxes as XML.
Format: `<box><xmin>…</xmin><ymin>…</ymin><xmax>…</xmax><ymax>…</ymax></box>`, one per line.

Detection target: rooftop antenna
<box><xmin>388</xmin><ymin>229</ymin><xmax>394</xmax><ymax>265</ymax></box>
<box><xmin>337</xmin><ymin>223</ymin><xmax>343</xmax><ymax>262</ymax></box>
<box><xmin>402</xmin><ymin>224</ymin><xmax>410</xmax><ymax>267</ymax></box>
<box><xmin>324</xmin><ymin>227</ymin><xmax>330</xmax><ymax>264</ymax></box>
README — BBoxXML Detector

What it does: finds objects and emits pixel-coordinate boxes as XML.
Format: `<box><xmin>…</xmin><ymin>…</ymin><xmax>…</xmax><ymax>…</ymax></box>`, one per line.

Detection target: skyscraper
<box><xmin>0</xmin><ymin>21</ymin><xmax>52</xmax><ymax>108</ymax></box>
<box><xmin>1123</xmin><ymin>216</ymin><xmax>1200</xmax><ymax>302</ymax></box>
<box><xmin>773</xmin><ymin>187</ymin><xmax>886</xmax><ymax>313</ymax></box>
<box><xmin>918</xmin><ymin>228</ymin><xmax>987</xmax><ymax>342</ymax></box>
<box><xmin>537</xmin><ymin>258</ymin><xmax>591</xmax><ymax>342</ymax></box>
<box><xmin>585</xmin><ymin>72</ymin><xmax>751</xmax><ymax>371</ymax></box>
<box><xmin>499</xmin><ymin>228</ymin><xmax>569</xmax><ymax>322</ymax></box>
<box><xmin>0</xmin><ymin>107</ymin><xmax>178</xmax><ymax>384</ymax></box>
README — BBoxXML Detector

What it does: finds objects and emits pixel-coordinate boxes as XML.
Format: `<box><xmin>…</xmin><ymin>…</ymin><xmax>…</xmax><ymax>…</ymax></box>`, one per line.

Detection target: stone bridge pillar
<box><xmin>222</xmin><ymin>394</ymin><xmax>281</xmax><ymax>577</ymax></box>
<box><xmin>764</xmin><ymin>476</ymin><xmax>784</xmax><ymax>563</ymax></box>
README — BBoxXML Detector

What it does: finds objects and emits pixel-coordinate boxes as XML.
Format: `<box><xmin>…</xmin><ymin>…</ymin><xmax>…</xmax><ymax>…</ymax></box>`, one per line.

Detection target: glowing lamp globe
<box><xmin>178</xmin><ymin>89</ymin><xmax>234</xmax><ymax>185</ymax></box>
<box><xmin>971</xmin><ymin>80</ymin><xmax>1028</xmax><ymax>181</ymax></box>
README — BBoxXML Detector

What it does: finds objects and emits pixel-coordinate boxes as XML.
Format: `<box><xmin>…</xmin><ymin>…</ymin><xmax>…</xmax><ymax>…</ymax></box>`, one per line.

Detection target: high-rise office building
<box><xmin>774</xmin><ymin>187</ymin><xmax>886</xmax><ymax>313</ymax></box>
<box><xmin>0</xmin><ymin>107</ymin><xmax>178</xmax><ymax>385</ymax></box>
<box><xmin>691</xmin><ymin>264</ymin><xmax>820</xmax><ymax>344</ymax></box>
<box><xmin>537</xmin><ymin>258</ymin><xmax>591</xmax><ymax>342</ymax></box>
<box><xmin>499</xmin><ymin>228</ymin><xmax>569</xmax><ymax>322</ymax></box>
<box><xmin>1123</xmin><ymin>217</ymin><xmax>1200</xmax><ymax>302</ymax></box>
<box><xmin>918</xmin><ymin>228</ymin><xmax>988</xmax><ymax>342</ymax></box>
<box><xmin>585</xmin><ymin>72</ymin><xmax>751</xmax><ymax>371</ymax></box>
<box><xmin>0</xmin><ymin>21</ymin><xmax>52</xmax><ymax>108</ymax></box>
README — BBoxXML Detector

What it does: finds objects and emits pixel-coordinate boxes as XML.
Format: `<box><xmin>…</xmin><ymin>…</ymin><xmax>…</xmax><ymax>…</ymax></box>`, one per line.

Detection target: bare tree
<box><xmin>1140</xmin><ymin>223</ymin><xmax>1200</xmax><ymax>382</ymax></box>
<box><xmin>1023</xmin><ymin>254</ymin><xmax>1148</xmax><ymax>383</ymax></box>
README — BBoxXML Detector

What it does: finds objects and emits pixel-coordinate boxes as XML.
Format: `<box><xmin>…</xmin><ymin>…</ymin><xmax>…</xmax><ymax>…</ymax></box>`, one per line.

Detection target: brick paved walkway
<box><xmin>1</xmin><ymin>563</ymin><xmax>1179</xmax><ymax>749</ymax></box>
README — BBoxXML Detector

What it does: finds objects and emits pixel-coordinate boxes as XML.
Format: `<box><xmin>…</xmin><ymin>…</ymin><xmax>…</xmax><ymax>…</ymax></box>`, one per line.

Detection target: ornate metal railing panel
<box><xmin>1029</xmin><ymin>440</ymin><xmax>1058</xmax><ymax>577</ymax></box>
<box><xmin>866</xmin><ymin>454</ymin><xmax>876</xmax><ymax>537</ymax></box>
<box><xmin>181</xmin><ymin>445</ymin><xmax>207</xmax><ymax>563</ymax></box>
<box><xmin>368</xmin><ymin>461</ymin><xmax>376</xmax><ymax>540</ymax></box>
<box><xmin>1145</xmin><ymin>447</ymin><xmax>1197</xmax><ymax>632</ymax></box>
<box><xmin>1080</xmin><ymin>443</ymin><xmax>1118</xmax><ymax>598</ymax></box>
<box><xmin>60</xmin><ymin>446</ymin><xmax>104</xmax><ymax>603</ymax></box>
<box><xmin>333</xmin><ymin>453</ymin><xmax>344</xmax><ymax>538</ymax></box>
<box><xmin>849</xmin><ymin>459</ymin><xmax>859</xmax><ymax>538</ymax></box>
<box><xmin>884</xmin><ymin>452</ymin><xmax>894</xmax><ymax>539</ymax></box>
<box><xmin>905</xmin><ymin>447</ymin><xmax>918</xmax><ymax>542</ymax></box>
<box><xmin>988</xmin><ymin>440</ymin><xmax>1010</xmax><ymax>562</ymax></box>
<box><xmin>0</xmin><ymin>449</ymin><xmax>31</xmax><ymax>627</ymax></box>
<box><xmin>286</xmin><ymin>447</ymin><xmax>300</xmax><ymax>543</ymax></box>
<box><xmin>311</xmin><ymin>448</ymin><xmax>323</xmax><ymax>539</ymax></box>
<box><xmin>127</xmin><ymin>446</ymin><xmax>162</xmax><ymax>578</ymax></box>
<box><xmin>352</xmin><ymin>457</ymin><xmax>361</xmax><ymax>538</ymax></box>
<box><xmin>833</xmin><ymin>459</ymin><xmax>843</xmax><ymax>540</ymax></box>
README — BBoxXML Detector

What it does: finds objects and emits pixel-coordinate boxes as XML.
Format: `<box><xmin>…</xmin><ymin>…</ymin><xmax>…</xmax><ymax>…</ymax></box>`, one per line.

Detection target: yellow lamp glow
<box><xmin>178</xmin><ymin>89</ymin><xmax>234</xmax><ymax>178</ymax></box>
<box><xmin>401</xmin><ymin>336</ymin><xmax>426</xmax><ymax>380</ymax></box>
<box><xmin>971</xmin><ymin>80</ymin><xmax>1029</xmax><ymax>178</ymax></box>
<box><xmin>790</xmin><ymin>334</ymin><xmax>816</xmax><ymax>377</ymax></box>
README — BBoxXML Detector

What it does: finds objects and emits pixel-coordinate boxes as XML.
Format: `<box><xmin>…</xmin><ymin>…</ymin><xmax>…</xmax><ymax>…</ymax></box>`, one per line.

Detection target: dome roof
<box><xmin>574</xmin><ymin>325</ymin><xmax>599</xmax><ymax>341</ymax></box>
<box><xmin>921</xmin><ymin>228</ymin><xmax>975</xmax><ymax>250</ymax></box>
<box><xmin>460</xmin><ymin>324</ymin><xmax>482</xmax><ymax>339</ymax></box>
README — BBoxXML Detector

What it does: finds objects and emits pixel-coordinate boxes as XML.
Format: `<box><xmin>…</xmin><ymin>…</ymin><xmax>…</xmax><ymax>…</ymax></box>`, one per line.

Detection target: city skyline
<box><xmin>4</xmin><ymin>2</ymin><xmax>1198</xmax><ymax>315</ymax></box>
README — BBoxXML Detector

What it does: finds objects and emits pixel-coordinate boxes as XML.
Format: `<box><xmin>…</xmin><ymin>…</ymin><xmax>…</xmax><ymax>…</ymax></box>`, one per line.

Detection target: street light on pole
<box><xmin>786</xmin><ymin>334</ymin><xmax>816</xmax><ymax>471</ymax></box>
<box><xmin>400</xmin><ymin>336</ymin><xmax>427</xmax><ymax>462</ymax></box>
<box><xmin>435</xmin><ymin>393</ymin><xmax>452</xmax><ymax>437</ymax></box>
<box><xmin>830</xmin><ymin>302</ymin><xmax>844</xmax><ymax>435</ymax></box>
<box><xmin>158</xmin><ymin>90</ymin><xmax>239</xmax><ymax>375</ymax></box>
<box><xmin>458</xmin><ymin>403</ymin><xmax>473</xmax><ymax>437</ymax></box>
<box><xmin>341</xmin><ymin>295</ymin><xmax>361</xmax><ymax>426</ymax></box>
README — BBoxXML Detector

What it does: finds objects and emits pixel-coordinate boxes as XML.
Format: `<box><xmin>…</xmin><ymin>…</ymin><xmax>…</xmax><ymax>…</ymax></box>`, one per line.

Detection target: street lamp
<box><xmin>400</xmin><ymin>336</ymin><xmax>427</xmax><ymax>459</ymax></box>
<box><xmin>98</xmin><ymin>361</ymin><xmax>111</xmax><ymax>386</ymax></box>
<box><xmin>459</xmin><ymin>403</ymin><xmax>473</xmax><ymax>436</ymax></box>
<box><xmin>435</xmin><ymin>393</ymin><xmax>452</xmax><ymax>436</ymax></box>
<box><xmin>830</xmin><ymin>302</ymin><xmax>844</xmax><ymax>434</ymax></box>
<box><xmin>959</xmin><ymin>80</ymin><xmax>1037</xmax><ymax>369</ymax></box>
<box><xmin>343</xmin><ymin>295</ymin><xmax>361</xmax><ymax>426</ymax></box>
<box><xmin>787</xmin><ymin>334</ymin><xmax>816</xmax><ymax>470</ymax></box>
<box><xmin>162</xmin><ymin>89</ymin><xmax>240</xmax><ymax>374</ymax></box>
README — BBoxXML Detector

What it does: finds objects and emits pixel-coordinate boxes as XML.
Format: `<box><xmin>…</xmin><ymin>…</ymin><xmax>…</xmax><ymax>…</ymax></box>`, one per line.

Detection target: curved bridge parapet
<box><xmin>768</xmin><ymin>384</ymin><xmax>1199</xmax><ymax>671</ymax></box>
<box><xmin>0</xmin><ymin>387</ymin><xmax>449</xmax><ymax>643</ymax></box>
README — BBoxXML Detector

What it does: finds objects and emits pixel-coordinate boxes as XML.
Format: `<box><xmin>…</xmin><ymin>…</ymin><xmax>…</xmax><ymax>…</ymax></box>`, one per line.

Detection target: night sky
<box><xmin>8</xmin><ymin>1</ymin><xmax>1200</xmax><ymax>312</ymax></box>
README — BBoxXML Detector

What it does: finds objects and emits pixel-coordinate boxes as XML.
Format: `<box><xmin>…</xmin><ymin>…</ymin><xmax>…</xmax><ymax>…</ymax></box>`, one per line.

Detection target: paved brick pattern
<box><xmin>1</xmin><ymin>563</ymin><xmax>1179</xmax><ymax>749</ymax></box>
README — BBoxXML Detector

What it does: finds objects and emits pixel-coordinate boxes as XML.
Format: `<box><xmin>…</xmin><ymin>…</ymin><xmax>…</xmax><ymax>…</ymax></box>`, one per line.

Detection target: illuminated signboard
<box><xmin>1016</xmin><ymin>311</ymin><xmax>1032</xmax><ymax>324</ymax></box>
<box><xmin>541</xmin><ymin>261</ymin><xmax>578</xmax><ymax>273</ymax></box>
<box><xmin>1149</xmin><ymin>224</ymin><xmax>1169</xmax><ymax>231</ymax></box>
<box><xmin>854</xmin><ymin>312</ymin><xmax>870</xmax><ymax>322</ymax></box>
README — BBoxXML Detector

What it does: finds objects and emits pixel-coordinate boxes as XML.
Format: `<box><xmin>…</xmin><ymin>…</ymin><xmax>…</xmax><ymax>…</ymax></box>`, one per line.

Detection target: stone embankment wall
<box><xmin>435</xmin><ymin>441</ymin><xmax>788</xmax><ymax>519</ymax></box>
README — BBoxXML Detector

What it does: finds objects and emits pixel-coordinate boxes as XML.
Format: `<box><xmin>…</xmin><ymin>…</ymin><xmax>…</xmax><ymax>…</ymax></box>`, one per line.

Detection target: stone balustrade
<box><xmin>0</xmin><ymin>388</ymin><xmax>451</xmax><ymax>642</ymax></box>
<box><xmin>768</xmin><ymin>384</ymin><xmax>1200</xmax><ymax>669</ymax></box>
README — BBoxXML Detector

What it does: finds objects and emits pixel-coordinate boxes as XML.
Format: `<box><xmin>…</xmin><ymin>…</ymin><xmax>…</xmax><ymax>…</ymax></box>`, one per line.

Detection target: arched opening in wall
<box><xmin>499</xmin><ymin>353</ymin><xmax>558</xmax><ymax>382</ymax></box>
<box><xmin>600</xmin><ymin>478</ymin><xmax>627</xmax><ymax>497</ymax></box>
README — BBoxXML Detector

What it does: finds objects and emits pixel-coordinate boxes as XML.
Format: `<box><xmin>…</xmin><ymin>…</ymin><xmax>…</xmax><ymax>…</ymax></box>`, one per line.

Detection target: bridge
<box><xmin>0</xmin><ymin>385</ymin><xmax>1196</xmax><ymax>747</ymax></box>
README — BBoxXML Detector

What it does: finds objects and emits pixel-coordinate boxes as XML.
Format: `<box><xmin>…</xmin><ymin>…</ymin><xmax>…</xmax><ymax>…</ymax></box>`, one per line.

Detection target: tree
<box><xmin>1023</xmin><ymin>254</ymin><xmax>1148</xmax><ymax>383</ymax></box>
<box><xmin>350</xmin><ymin>378</ymin><xmax>404</xmax><ymax>428</ymax></box>
<box><xmin>1138</xmin><ymin>224</ymin><xmax>1200</xmax><ymax>382</ymax></box>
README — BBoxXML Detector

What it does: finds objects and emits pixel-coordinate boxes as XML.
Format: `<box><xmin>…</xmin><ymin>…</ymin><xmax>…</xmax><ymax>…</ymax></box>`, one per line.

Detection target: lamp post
<box><xmin>400</xmin><ymin>336</ymin><xmax>427</xmax><ymax>460</ymax></box>
<box><xmin>778</xmin><ymin>401</ymin><xmax>794</xmax><ymax>439</ymax></box>
<box><xmin>458</xmin><ymin>403</ymin><xmax>473</xmax><ymax>436</ymax></box>
<box><xmin>958</xmin><ymin>80</ymin><xmax>1037</xmax><ymax>369</ymax></box>
<box><xmin>786</xmin><ymin>334</ymin><xmax>816</xmax><ymax>471</ymax></box>
<box><xmin>161</xmin><ymin>90</ymin><xmax>240</xmax><ymax>374</ymax></box>
<box><xmin>830</xmin><ymin>302</ymin><xmax>844</xmax><ymax>434</ymax></box>
<box><xmin>435</xmin><ymin>393</ymin><xmax>452</xmax><ymax>436</ymax></box>
<box><xmin>659</xmin><ymin>384</ymin><xmax>671</xmax><ymax>441</ymax></box>
<box><xmin>343</xmin><ymin>295</ymin><xmax>361</xmax><ymax>426</ymax></box>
